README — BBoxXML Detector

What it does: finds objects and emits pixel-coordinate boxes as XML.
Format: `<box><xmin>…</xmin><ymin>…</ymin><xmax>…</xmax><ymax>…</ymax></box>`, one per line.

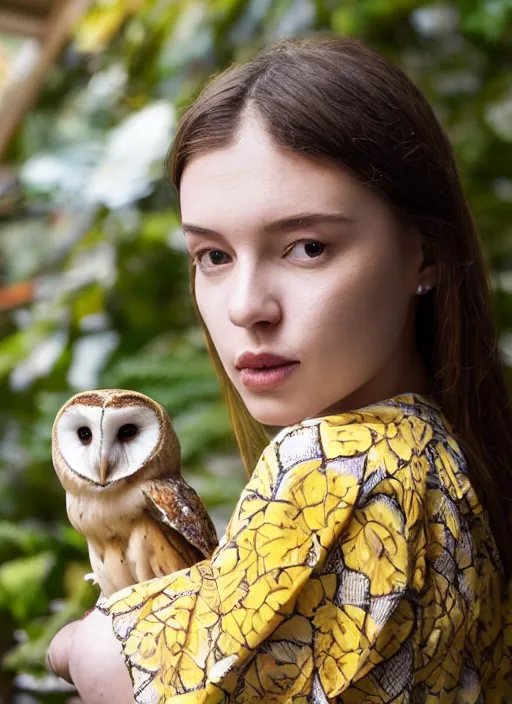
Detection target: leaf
<box><xmin>0</xmin><ymin>326</ymin><xmax>55</xmax><ymax>379</ymax></box>
<box><xmin>460</xmin><ymin>0</ymin><xmax>512</xmax><ymax>40</ymax></box>
<box><xmin>74</xmin><ymin>0</ymin><xmax>145</xmax><ymax>54</ymax></box>
<box><xmin>72</xmin><ymin>283</ymin><xmax>106</xmax><ymax>324</ymax></box>
<box><xmin>3</xmin><ymin>595</ymin><xmax>91</xmax><ymax>673</ymax></box>
<box><xmin>103</xmin><ymin>351</ymin><xmax>217</xmax><ymax>386</ymax></box>
<box><xmin>0</xmin><ymin>522</ymin><xmax>52</xmax><ymax>558</ymax></box>
<box><xmin>173</xmin><ymin>401</ymin><xmax>233</xmax><ymax>461</ymax></box>
<box><xmin>0</xmin><ymin>552</ymin><xmax>56</xmax><ymax>622</ymax></box>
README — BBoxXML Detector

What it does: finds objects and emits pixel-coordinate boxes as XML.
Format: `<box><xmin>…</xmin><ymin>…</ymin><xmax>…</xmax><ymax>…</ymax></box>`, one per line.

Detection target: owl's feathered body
<box><xmin>52</xmin><ymin>389</ymin><xmax>218</xmax><ymax>598</ymax></box>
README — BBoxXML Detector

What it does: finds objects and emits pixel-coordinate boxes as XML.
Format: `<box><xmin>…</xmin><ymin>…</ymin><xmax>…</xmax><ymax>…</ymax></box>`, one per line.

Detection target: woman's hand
<box><xmin>47</xmin><ymin>608</ymin><xmax>135</xmax><ymax>704</ymax></box>
<box><xmin>46</xmin><ymin>619</ymin><xmax>80</xmax><ymax>684</ymax></box>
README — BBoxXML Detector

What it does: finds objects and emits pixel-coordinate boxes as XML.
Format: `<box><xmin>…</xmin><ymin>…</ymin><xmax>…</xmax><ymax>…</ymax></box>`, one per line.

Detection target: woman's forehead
<box><xmin>179</xmin><ymin>119</ymin><xmax>368</xmax><ymax>232</ymax></box>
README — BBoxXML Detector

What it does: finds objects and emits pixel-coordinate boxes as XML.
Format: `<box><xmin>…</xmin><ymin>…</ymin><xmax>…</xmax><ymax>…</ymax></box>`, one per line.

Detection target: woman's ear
<box><xmin>417</xmin><ymin>238</ymin><xmax>437</xmax><ymax>293</ymax></box>
<box><xmin>407</xmin><ymin>226</ymin><xmax>437</xmax><ymax>294</ymax></box>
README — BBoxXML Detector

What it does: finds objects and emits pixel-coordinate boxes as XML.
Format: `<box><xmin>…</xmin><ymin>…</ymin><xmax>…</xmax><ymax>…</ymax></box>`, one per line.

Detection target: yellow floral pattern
<box><xmin>99</xmin><ymin>394</ymin><xmax>512</xmax><ymax>703</ymax></box>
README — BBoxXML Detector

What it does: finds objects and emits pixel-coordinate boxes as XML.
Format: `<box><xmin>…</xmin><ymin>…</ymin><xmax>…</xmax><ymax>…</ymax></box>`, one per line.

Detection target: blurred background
<box><xmin>0</xmin><ymin>0</ymin><xmax>510</xmax><ymax>701</ymax></box>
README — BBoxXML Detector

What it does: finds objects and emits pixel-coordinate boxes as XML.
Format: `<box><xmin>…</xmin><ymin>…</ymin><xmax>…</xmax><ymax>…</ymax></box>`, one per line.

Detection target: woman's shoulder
<box><xmin>270</xmin><ymin>392</ymin><xmax>448</xmax><ymax>449</ymax></box>
<box><xmin>266</xmin><ymin>393</ymin><xmax>463</xmax><ymax>488</ymax></box>
<box><xmin>257</xmin><ymin>392</ymin><xmax>486</xmax><ymax>535</ymax></box>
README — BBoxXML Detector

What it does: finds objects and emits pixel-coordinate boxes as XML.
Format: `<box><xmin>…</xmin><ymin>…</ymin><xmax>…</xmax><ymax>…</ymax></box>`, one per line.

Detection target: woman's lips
<box><xmin>238</xmin><ymin>362</ymin><xmax>300</xmax><ymax>391</ymax></box>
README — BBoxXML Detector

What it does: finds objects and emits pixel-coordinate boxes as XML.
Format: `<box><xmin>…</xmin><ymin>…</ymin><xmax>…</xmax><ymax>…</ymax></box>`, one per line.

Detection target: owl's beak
<box><xmin>99</xmin><ymin>458</ymin><xmax>109</xmax><ymax>485</ymax></box>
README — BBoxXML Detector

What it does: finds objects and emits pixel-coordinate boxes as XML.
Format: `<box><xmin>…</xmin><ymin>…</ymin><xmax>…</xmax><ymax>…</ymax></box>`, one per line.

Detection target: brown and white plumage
<box><xmin>51</xmin><ymin>389</ymin><xmax>218</xmax><ymax>598</ymax></box>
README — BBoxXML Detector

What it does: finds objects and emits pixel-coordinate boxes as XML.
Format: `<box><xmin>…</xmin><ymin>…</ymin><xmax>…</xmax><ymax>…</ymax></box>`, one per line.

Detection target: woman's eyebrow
<box><xmin>182</xmin><ymin>211</ymin><xmax>354</xmax><ymax>238</ymax></box>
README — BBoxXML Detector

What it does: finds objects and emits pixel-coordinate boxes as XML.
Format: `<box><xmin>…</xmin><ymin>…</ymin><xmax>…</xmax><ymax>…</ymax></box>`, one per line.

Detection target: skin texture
<box><xmin>182</xmin><ymin>115</ymin><xmax>434</xmax><ymax>428</ymax></box>
<box><xmin>46</xmin><ymin>115</ymin><xmax>436</xmax><ymax>701</ymax></box>
<box><xmin>47</xmin><ymin>609</ymin><xmax>134</xmax><ymax>703</ymax></box>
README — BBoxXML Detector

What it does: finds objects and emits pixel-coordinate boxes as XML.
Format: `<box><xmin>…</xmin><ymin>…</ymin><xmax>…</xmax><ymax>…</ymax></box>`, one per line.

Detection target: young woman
<box><xmin>47</xmin><ymin>35</ymin><xmax>512</xmax><ymax>703</ymax></box>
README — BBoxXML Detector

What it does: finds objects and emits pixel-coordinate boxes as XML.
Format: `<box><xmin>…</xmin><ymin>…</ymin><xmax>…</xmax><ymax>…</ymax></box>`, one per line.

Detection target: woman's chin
<box><xmin>245</xmin><ymin>400</ymin><xmax>308</xmax><ymax>429</ymax></box>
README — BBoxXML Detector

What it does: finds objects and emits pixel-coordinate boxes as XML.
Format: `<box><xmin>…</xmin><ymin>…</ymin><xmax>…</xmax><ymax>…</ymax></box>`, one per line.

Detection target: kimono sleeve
<box><xmin>98</xmin><ymin>414</ymin><xmax>419</xmax><ymax>704</ymax></box>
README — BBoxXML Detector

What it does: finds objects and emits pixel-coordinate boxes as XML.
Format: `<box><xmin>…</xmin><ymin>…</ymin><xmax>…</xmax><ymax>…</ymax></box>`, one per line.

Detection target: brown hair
<box><xmin>167</xmin><ymin>34</ymin><xmax>512</xmax><ymax>576</ymax></box>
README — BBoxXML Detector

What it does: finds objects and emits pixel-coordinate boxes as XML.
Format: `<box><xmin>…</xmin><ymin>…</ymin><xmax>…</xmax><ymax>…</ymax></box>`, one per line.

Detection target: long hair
<box><xmin>167</xmin><ymin>35</ymin><xmax>512</xmax><ymax>577</ymax></box>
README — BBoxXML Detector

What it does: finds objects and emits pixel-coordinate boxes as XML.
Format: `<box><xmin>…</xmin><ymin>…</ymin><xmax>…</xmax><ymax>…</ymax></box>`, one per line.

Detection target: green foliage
<box><xmin>0</xmin><ymin>552</ymin><xmax>56</xmax><ymax>623</ymax></box>
<box><xmin>0</xmin><ymin>0</ymin><xmax>511</xmax><ymax>699</ymax></box>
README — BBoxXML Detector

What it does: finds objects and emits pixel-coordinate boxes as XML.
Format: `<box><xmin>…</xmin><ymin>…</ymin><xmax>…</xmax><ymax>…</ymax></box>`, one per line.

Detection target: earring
<box><xmin>417</xmin><ymin>283</ymin><xmax>433</xmax><ymax>295</ymax></box>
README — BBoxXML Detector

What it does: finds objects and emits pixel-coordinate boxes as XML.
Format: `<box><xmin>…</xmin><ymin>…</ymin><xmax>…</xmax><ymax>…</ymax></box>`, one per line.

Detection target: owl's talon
<box><xmin>84</xmin><ymin>572</ymin><xmax>99</xmax><ymax>585</ymax></box>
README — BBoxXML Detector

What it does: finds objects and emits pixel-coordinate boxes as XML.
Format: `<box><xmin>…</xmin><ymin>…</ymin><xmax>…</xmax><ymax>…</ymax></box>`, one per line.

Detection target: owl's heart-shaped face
<box><xmin>56</xmin><ymin>403</ymin><xmax>161</xmax><ymax>486</ymax></box>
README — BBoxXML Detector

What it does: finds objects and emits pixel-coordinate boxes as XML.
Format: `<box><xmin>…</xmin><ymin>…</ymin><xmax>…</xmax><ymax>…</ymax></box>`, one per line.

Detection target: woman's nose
<box><xmin>228</xmin><ymin>267</ymin><xmax>281</xmax><ymax>329</ymax></box>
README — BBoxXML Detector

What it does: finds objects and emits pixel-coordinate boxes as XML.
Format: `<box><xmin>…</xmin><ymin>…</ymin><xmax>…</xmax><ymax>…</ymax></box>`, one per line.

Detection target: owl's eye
<box><xmin>118</xmin><ymin>424</ymin><xmax>138</xmax><ymax>442</ymax></box>
<box><xmin>77</xmin><ymin>426</ymin><xmax>92</xmax><ymax>444</ymax></box>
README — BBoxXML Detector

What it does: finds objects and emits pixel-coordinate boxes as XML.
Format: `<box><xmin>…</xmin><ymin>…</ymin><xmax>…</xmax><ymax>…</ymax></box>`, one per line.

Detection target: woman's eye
<box><xmin>194</xmin><ymin>249</ymin><xmax>230</xmax><ymax>268</ymax></box>
<box><xmin>193</xmin><ymin>240</ymin><xmax>326</xmax><ymax>268</ymax></box>
<box><xmin>287</xmin><ymin>240</ymin><xmax>326</xmax><ymax>260</ymax></box>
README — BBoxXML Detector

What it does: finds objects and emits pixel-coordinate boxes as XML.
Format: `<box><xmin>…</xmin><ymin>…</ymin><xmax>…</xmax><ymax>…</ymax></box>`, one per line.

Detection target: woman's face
<box><xmin>180</xmin><ymin>116</ymin><xmax>432</xmax><ymax>427</ymax></box>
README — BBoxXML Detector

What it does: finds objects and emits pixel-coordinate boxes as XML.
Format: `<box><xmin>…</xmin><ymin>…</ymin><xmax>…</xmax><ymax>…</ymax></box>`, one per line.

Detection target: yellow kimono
<box><xmin>99</xmin><ymin>394</ymin><xmax>512</xmax><ymax>703</ymax></box>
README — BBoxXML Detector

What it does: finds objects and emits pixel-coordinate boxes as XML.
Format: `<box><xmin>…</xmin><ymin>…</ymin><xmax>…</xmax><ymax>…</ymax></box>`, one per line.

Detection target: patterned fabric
<box><xmin>99</xmin><ymin>394</ymin><xmax>512</xmax><ymax>703</ymax></box>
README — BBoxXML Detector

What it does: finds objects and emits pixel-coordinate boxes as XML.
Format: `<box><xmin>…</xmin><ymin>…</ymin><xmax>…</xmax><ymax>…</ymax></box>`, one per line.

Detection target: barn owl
<box><xmin>52</xmin><ymin>389</ymin><xmax>218</xmax><ymax>598</ymax></box>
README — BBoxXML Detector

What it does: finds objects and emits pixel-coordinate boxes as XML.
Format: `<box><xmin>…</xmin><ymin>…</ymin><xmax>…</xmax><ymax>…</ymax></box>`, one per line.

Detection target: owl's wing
<box><xmin>143</xmin><ymin>478</ymin><xmax>218</xmax><ymax>559</ymax></box>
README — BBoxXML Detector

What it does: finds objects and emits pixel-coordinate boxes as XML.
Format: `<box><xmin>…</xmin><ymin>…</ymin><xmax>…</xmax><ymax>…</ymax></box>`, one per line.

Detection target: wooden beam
<box><xmin>0</xmin><ymin>9</ymin><xmax>46</xmax><ymax>39</ymax></box>
<box><xmin>0</xmin><ymin>0</ymin><xmax>91</xmax><ymax>163</ymax></box>
<box><xmin>4</xmin><ymin>0</ymin><xmax>52</xmax><ymax>17</ymax></box>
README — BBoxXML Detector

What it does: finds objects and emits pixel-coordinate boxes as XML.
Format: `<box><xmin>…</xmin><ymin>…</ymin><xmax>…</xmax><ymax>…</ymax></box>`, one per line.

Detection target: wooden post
<box><xmin>0</xmin><ymin>0</ymin><xmax>91</xmax><ymax>162</ymax></box>
<box><xmin>0</xmin><ymin>9</ymin><xmax>46</xmax><ymax>38</ymax></box>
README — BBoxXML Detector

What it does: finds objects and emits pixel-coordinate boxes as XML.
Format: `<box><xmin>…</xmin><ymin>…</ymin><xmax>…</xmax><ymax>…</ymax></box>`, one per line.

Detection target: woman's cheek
<box><xmin>319</xmin><ymin>268</ymin><xmax>404</xmax><ymax>369</ymax></box>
